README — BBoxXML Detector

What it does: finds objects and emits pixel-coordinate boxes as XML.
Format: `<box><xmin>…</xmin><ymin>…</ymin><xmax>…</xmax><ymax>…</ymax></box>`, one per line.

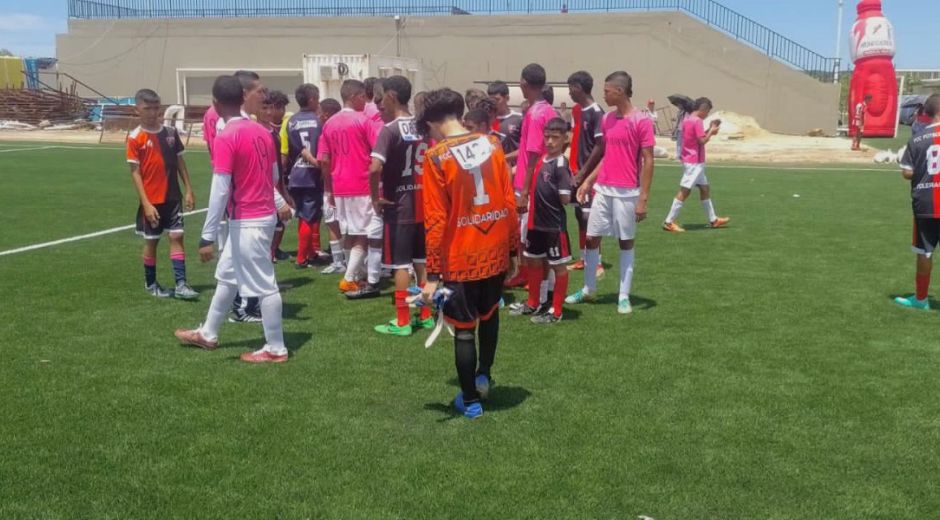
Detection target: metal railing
<box><xmin>68</xmin><ymin>0</ymin><xmax>838</xmax><ymax>82</ymax></box>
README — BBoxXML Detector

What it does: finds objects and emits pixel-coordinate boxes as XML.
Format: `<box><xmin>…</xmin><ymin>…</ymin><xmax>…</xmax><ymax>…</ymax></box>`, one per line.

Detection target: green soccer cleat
<box><xmin>618</xmin><ymin>297</ymin><xmax>633</xmax><ymax>315</ymax></box>
<box><xmin>565</xmin><ymin>289</ymin><xmax>595</xmax><ymax>305</ymax></box>
<box><xmin>374</xmin><ymin>320</ymin><xmax>413</xmax><ymax>337</ymax></box>
<box><xmin>894</xmin><ymin>295</ymin><xmax>930</xmax><ymax>311</ymax></box>
<box><xmin>412</xmin><ymin>315</ymin><xmax>435</xmax><ymax>330</ymax></box>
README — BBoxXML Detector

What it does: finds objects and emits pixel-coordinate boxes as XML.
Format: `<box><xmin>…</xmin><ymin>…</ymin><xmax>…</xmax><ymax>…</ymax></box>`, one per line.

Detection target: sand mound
<box><xmin>704</xmin><ymin>111</ymin><xmax>769</xmax><ymax>140</ymax></box>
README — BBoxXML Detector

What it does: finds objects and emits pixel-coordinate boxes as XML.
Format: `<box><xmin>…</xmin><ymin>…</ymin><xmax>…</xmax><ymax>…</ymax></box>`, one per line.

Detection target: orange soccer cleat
<box><xmin>174</xmin><ymin>328</ymin><xmax>219</xmax><ymax>351</ymax></box>
<box><xmin>338</xmin><ymin>279</ymin><xmax>360</xmax><ymax>293</ymax></box>
<box><xmin>240</xmin><ymin>349</ymin><xmax>288</xmax><ymax>364</ymax></box>
<box><xmin>568</xmin><ymin>259</ymin><xmax>586</xmax><ymax>271</ymax></box>
<box><xmin>709</xmin><ymin>217</ymin><xmax>731</xmax><ymax>229</ymax></box>
<box><xmin>662</xmin><ymin>222</ymin><xmax>686</xmax><ymax>233</ymax></box>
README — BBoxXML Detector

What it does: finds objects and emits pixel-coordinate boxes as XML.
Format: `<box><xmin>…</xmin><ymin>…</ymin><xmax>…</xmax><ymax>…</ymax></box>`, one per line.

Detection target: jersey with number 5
<box><xmin>285</xmin><ymin>110</ymin><xmax>322</xmax><ymax>189</ymax></box>
<box><xmin>901</xmin><ymin>124</ymin><xmax>940</xmax><ymax>218</ymax></box>
<box><xmin>423</xmin><ymin>133</ymin><xmax>520</xmax><ymax>282</ymax></box>
<box><xmin>371</xmin><ymin>116</ymin><xmax>429</xmax><ymax>223</ymax></box>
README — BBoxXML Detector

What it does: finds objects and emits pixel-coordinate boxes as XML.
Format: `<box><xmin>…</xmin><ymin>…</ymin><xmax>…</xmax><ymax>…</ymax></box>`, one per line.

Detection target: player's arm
<box><xmin>176</xmin><ymin>155</ymin><xmax>196</xmax><ymax>211</ymax></box>
<box><xmin>199</xmin><ymin>173</ymin><xmax>232</xmax><ymax>262</ymax></box>
<box><xmin>558</xmin><ymin>162</ymin><xmax>573</xmax><ymax>206</ymax></box>
<box><xmin>900</xmin><ymin>141</ymin><xmax>915</xmax><ymax>180</ymax></box>
<box><xmin>635</xmin><ymin>146</ymin><xmax>655</xmax><ymax>222</ymax></box>
<box><xmin>300</xmin><ymin>148</ymin><xmax>319</xmax><ymax>167</ymax></box>
<box><xmin>699</xmin><ymin>120</ymin><xmax>719</xmax><ymax>146</ymax></box>
<box><xmin>520</xmin><ymin>150</ymin><xmax>540</xmax><ymax>202</ymax></box>
<box><xmin>320</xmin><ymin>153</ymin><xmax>334</xmax><ymax>206</ymax></box>
<box><xmin>421</xmin><ymin>155</ymin><xmax>449</xmax><ymax>301</ymax></box>
<box><xmin>497</xmin><ymin>149</ymin><xmax>521</xmax><ymax>279</ymax></box>
<box><xmin>129</xmin><ymin>163</ymin><xmax>159</xmax><ymax>227</ymax></box>
<box><xmin>369</xmin><ymin>128</ymin><xmax>394</xmax><ymax>214</ymax></box>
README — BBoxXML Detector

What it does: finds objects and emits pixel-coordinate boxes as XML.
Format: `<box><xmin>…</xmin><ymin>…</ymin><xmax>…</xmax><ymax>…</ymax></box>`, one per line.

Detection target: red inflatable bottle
<box><xmin>849</xmin><ymin>0</ymin><xmax>898</xmax><ymax>138</ymax></box>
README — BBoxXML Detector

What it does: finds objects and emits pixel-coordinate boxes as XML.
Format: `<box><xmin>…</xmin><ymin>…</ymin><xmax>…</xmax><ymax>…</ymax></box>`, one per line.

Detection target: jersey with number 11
<box><xmin>423</xmin><ymin>133</ymin><xmax>519</xmax><ymax>282</ymax></box>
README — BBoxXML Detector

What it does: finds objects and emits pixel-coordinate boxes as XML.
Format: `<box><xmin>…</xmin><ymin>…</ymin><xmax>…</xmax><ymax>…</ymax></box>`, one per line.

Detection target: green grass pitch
<box><xmin>1</xmin><ymin>140</ymin><xmax>938</xmax><ymax>519</ymax></box>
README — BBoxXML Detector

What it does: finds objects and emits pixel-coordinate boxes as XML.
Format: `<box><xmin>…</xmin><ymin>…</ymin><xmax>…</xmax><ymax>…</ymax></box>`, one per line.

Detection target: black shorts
<box><xmin>913</xmin><ymin>218</ymin><xmax>940</xmax><ymax>256</ymax></box>
<box><xmin>524</xmin><ymin>229</ymin><xmax>572</xmax><ymax>265</ymax></box>
<box><xmin>382</xmin><ymin>221</ymin><xmax>426</xmax><ymax>269</ymax></box>
<box><xmin>136</xmin><ymin>200</ymin><xmax>183</xmax><ymax>239</ymax></box>
<box><xmin>443</xmin><ymin>274</ymin><xmax>505</xmax><ymax>330</ymax></box>
<box><xmin>288</xmin><ymin>186</ymin><xmax>323</xmax><ymax>223</ymax></box>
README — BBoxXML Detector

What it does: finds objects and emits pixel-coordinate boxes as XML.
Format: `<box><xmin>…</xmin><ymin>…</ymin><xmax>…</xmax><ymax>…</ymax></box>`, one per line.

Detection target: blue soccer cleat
<box><xmin>454</xmin><ymin>392</ymin><xmax>484</xmax><ymax>419</ymax></box>
<box><xmin>894</xmin><ymin>295</ymin><xmax>930</xmax><ymax>311</ymax></box>
<box><xmin>475</xmin><ymin>374</ymin><xmax>492</xmax><ymax>400</ymax></box>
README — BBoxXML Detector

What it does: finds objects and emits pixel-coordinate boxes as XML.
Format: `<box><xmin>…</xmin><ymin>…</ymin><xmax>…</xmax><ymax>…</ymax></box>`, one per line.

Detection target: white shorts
<box><xmin>215</xmin><ymin>218</ymin><xmax>278</xmax><ymax>298</ymax></box>
<box><xmin>336</xmin><ymin>195</ymin><xmax>382</xmax><ymax>238</ymax></box>
<box><xmin>587</xmin><ymin>192</ymin><xmax>637</xmax><ymax>241</ymax></box>
<box><xmin>679</xmin><ymin>163</ymin><xmax>709</xmax><ymax>189</ymax></box>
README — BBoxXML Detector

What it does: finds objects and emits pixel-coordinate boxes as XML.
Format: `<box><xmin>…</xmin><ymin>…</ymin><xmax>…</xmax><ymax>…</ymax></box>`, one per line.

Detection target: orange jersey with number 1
<box><xmin>423</xmin><ymin>133</ymin><xmax>519</xmax><ymax>282</ymax></box>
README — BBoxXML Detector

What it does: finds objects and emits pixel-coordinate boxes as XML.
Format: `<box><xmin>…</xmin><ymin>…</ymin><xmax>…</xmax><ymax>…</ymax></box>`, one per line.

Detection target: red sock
<box><xmin>527</xmin><ymin>264</ymin><xmax>544</xmax><ymax>308</ymax></box>
<box><xmin>297</xmin><ymin>220</ymin><xmax>311</xmax><ymax>264</ymax></box>
<box><xmin>394</xmin><ymin>290</ymin><xmax>410</xmax><ymax>326</ymax></box>
<box><xmin>916</xmin><ymin>273</ymin><xmax>930</xmax><ymax>300</ymax></box>
<box><xmin>553</xmin><ymin>272</ymin><xmax>568</xmax><ymax>318</ymax></box>
<box><xmin>578</xmin><ymin>228</ymin><xmax>587</xmax><ymax>251</ymax></box>
<box><xmin>311</xmin><ymin>222</ymin><xmax>322</xmax><ymax>255</ymax></box>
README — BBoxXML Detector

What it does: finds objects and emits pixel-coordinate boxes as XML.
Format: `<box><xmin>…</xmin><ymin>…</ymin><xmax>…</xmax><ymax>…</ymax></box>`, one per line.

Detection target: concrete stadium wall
<box><xmin>56</xmin><ymin>12</ymin><xmax>839</xmax><ymax>134</ymax></box>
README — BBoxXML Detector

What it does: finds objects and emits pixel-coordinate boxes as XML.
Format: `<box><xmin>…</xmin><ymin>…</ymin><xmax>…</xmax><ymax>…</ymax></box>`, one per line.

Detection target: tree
<box><xmin>0</xmin><ymin>49</ymin><xmax>14</xmax><ymax>57</ymax></box>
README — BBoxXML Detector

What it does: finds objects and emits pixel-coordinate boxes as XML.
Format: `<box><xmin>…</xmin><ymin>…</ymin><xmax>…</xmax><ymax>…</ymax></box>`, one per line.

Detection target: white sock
<box><xmin>702</xmin><ymin>199</ymin><xmax>717</xmax><ymax>222</ymax></box>
<box><xmin>539</xmin><ymin>269</ymin><xmax>555</xmax><ymax>303</ymax></box>
<box><xmin>343</xmin><ymin>248</ymin><xmax>352</xmax><ymax>266</ymax></box>
<box><xmin>619</xmin><ymin>249</ymin><xmax>635</xmax><ymax>301</ymax></box>
<box><xmin>330</xmin><ymin>240</ymin><xmax>344</xmax><ymax>264</ymax></box>
<box><xmin>344</xmin><ymin>245</ymin><xmax>365</xmax><ymax>282</ymax></box>
<box><xmin>200</xmin><ymin>281</ymin><xmax>237</xmax><ymax>341</ymax></box>
<box><xmin>583</xmin><ymin>248</ymin><xmax>600</xmax><ymax>294</ymax></box>
<box><xmin>665</xmin><ymin>198</ymin><xmax>683</xmax><ymax>224</ymax></box>
<box><xmin>367</xmin><ymin>247</ymin><xmax>382</xmax><ymax>284</ymax></box>
<box><xmin>259</xmin><ymin>292</ymin><xmax>286</xmax><ymax>355</ymax></box>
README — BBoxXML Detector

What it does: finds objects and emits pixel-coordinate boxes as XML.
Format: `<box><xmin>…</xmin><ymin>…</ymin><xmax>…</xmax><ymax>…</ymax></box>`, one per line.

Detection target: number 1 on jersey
<box><xmin>469</xmin><ymin>166</ymin><xmax>490</xmax><ymax>206</ymax></box>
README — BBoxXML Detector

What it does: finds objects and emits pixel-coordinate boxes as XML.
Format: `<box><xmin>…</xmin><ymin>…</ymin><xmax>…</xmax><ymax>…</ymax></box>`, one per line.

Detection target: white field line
<box><xmin>0</xmin><ymin>145</ymin><xmax>209</xmax><ymax>153</ymax></box>
<box><xmin>0</xmin><ymin>208</ymin><xmax>208</xmax><ymax>257</ymax></box>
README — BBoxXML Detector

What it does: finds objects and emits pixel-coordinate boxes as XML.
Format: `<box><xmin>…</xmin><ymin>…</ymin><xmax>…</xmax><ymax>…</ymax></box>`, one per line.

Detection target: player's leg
<box><xmin>361</xmin><ymin>201</ymin><xmax>385</xmax><ymax>294</ymax></box>
<box><xmin>232</xmin><ymin>222</ymin><xmax>287</xmax><ymax>362</ymax></box>
<box><xmin>321</xmin><ymin>192</ymin><xmax>346</xmax><ymax>273</ymax></box>
<box><xmin>271</xmin><ymin>220</ymin><xmax>286</xmax><ymax>262</ymax></box>
<box><xmin>895</xmin><ymin>219</ymin><xmax>936</xmax><ymax>310</ymax></box>
<box><xmin>296</xmin><ymin>218</ymin><xmax>312</xmax><ymax>267</ymax></box>
<box><xmin>137</xmin><ymin>203</ymin><xmax>171</xmax><ymax>297</ymax></box>
<box><xmin>168</xmin><ymin>231</ymin><xmax>198</xmax><ymax>300</ymax></box>
<box><xmin>411</xmin><ymin>226</ymin><xmax>434</xmax><ymax>328</ymax></box>
<box><xmin>511</xmin><ymin>231</ymin><xmax>544</xmax><ymax>316</ymax></box>
<box><xmin>700</xmin><ymin>181</ymin><xmax>730</xmax><ymax>228</ymax></box>
<box><xmin>375</xmin><ymin>223</ymin><xmax>414</xmax><ymax>335</ymax></box>
<box><xmin>474</xmin><ymin>274</ymin><xmax>505</xmax><ymax>402</ymax></box>
<box><xmin>442</xmin><ymin>282</ymin><xmax>484</xmax><ymax>419</ymax></box>
<box><xmin>175</xmin><ymin>230</ymin><xmax>239</xmax><ymax>349</ymax></box>
<box><xmin>337</xmin><ymin>196</ymin><xmax>366</xmax><ymax>291</ymax></box>
<box><xmin>615</xmin><ymin>195</ymin><xmax>639</xmax><ymax>315</ymax></box>
<box><xmin>570</xmin><ymin>205</ymin><xmax>588</xmax><ymax>270</ymax></box>
<box><xmin>568</xmin><ymin>193</ymin><xmax>608</xmax><ymax>303</ymax></box>
<box><xmin>664</xmin><ymin>165</ymin><xmax>695</xmax><ymax>232</ymax></box>
<box><xmin>533</xmin><ymin>229</ymin><xmax>572</xmax><ymax>324</ymax></box>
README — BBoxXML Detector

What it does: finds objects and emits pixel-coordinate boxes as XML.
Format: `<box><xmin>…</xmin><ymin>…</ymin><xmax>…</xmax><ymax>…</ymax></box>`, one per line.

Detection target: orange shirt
<box><xmin>422</xmin><ymin>133</ymin><xmax>519</xmax><ymax>282</ymax></box>
<box><xmin>126</xmin><ymin>125</ymin><xmax>185</xmax><ymax>205</ymax></box>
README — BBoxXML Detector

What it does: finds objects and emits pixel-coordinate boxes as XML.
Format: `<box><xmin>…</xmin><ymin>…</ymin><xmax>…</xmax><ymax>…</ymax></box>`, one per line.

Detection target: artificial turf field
<box><xmin>1</xmin><ymin>140</ymin><xmax>939</xmax><ymax>519</ymax></box>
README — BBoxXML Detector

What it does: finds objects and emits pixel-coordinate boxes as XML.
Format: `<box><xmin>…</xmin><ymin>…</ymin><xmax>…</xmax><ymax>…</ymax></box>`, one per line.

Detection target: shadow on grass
<box><xmin>211</xmin><ymin>331</ymin><xmax>314</xmax><ymax>355</ymax></box>
<box><xmin>278</xmin><ymin>277</ymin><xmax>314</xmax><ymax>292</ymax></box>
<box><xmin>282</xmin><ymin>302</ymin><xmax>308</xmax><ymax>320</ymax></box>
<box><xmin>424</xmin><ymin>385</ymin><xmax>531</xmax><ymax>421</ymax></box>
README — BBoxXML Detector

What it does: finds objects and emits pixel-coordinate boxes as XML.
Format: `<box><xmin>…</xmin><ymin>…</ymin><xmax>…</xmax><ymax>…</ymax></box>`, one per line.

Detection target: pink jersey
<box><xmin>203</xmin><ymin>106</ymin><xmax>220</xmax><ymax>158</ymax></box>
<box><xmin>320</xmin><ymin>108</ymin><xmax>378</xmax><ymax>197</ymax></box>
<box><xmin>597</xmin><ymin>110</ymin><xmax>655</xmax><ymax>190</ymax></box>
<box><xmin>515</xmin><ymin>100</ymin><xmax>558</xmax><ymax>191</ymax></box>
<box><xmin>363</xmin><ymin>102</ymin><xmax>383</xmax><ymax>123</ymax></box>
<box><xmin>212</xmin><ymin>118</ymin><xmax>277</xmax><ymax>220</ymax></box>
<box><xmin>680</xmin><ymin>114</ymin><xmax>707</xmax><ymax>164</ymax></box>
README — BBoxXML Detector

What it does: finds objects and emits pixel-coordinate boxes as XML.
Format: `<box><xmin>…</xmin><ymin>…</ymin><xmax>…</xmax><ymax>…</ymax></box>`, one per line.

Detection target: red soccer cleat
<box><xmin>174</xmin><ymin>328</ymin><xmax>219</xmax><ymax>351</ymax></box>
<box><xmin>568</xmin><ymin>259</ymin><xmax>586</xmax><ymax>271</ymax></box>
<box><xmin>240</xmin><ymin>349</ymin><xmax>288</xmax><ymax>364</ymax></box>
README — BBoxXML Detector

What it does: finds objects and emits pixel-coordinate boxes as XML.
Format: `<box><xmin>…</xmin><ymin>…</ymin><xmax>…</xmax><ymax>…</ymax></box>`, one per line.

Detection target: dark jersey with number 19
<box><xmin>285</xmin><ymin>110</ymin><xmax>322</xmax><ymax>189</ymax></box>
<box><xmin>371</xmin><ymin>116</ymin><xmax>429</xmax><ymax>224</ymax></box>
<box><xmin>901</xmin><ymin>123</ymin><xmax>940</xmax><ymax>218</ymax></box>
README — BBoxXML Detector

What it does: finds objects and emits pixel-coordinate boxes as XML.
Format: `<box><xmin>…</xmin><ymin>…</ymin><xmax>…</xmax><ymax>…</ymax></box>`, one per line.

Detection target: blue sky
<box><xmin>0</xmin><ymin>0</ymin><xmax>934</xmax><ymax>69</ymax></box>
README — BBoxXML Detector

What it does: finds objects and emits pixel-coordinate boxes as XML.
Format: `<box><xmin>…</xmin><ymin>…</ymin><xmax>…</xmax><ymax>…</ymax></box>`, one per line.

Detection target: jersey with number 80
<box><xmin>372</xmin><ymin>117</ymin><xmax>429</xmax><ymax>223</ymax></box>
<box><xmin>901</xmin><ymin>127</ymin><xmax>940</xmax><ymax>218</ymax></box>
<box><xmin>423</xmin><ymin>133</ymin><xmax>520</xmax><ymax>282</ymax></box>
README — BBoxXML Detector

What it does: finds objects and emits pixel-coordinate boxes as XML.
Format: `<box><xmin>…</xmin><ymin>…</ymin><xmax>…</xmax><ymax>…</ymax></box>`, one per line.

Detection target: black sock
<box><xmin>171</xmin><ymin>257</ymin><xmax>186</xmax><ymax>285</ymax></box>
<box><xmin>477</xmin><ymin>311</ymin><xmax>499</xmax><ymax>377</ymax></box>
<box><xmin>232</xmin><ymin>293</ymin><xmax>243</xmax><ymax>314</ymax></box>
<box><xmin>454</xmin><ymin>329</ymin><xmax>479</xmax><ymax>402</ymax></box>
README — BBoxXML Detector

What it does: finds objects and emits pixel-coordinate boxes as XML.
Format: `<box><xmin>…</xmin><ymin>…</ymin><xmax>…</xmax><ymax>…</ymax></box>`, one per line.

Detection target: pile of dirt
<box><xmin>705</xmin><ymin>111</ymin><xmax>769</xmax><ymax>140</ymax></box>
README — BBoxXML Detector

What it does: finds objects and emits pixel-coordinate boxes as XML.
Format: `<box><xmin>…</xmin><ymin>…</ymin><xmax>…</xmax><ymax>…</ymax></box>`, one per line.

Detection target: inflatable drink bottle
<box><xmin>849</xmin><ymin>0</ymin><xmax>898</xmax><ymax>138</ymax></box>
